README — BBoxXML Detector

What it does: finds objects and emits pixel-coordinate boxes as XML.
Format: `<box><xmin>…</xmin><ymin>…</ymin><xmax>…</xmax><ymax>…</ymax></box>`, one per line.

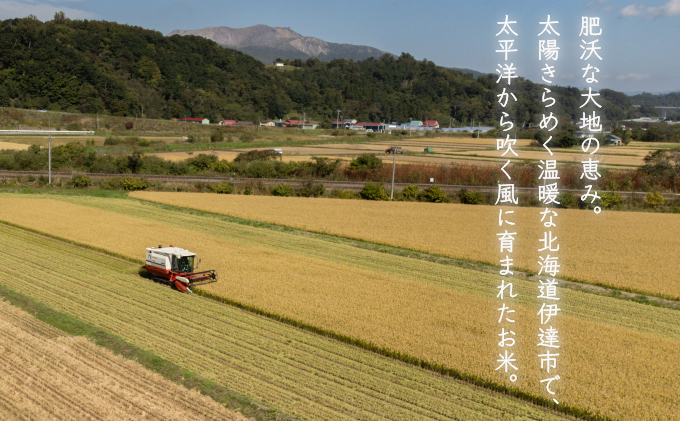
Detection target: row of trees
<box><xmin>2</xmin><ymin>143</ymin><xmax>678</xmax><ymax>191</ymax></box>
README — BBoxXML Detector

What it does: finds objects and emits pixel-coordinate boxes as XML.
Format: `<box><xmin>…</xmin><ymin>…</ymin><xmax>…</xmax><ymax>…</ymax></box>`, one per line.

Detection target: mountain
<box><xmin>0</xmin><ymin>16</ymin><xmax>656</xmax><ymax>126</ymax></box>
<box><xmin>166</xmin><ymin>25</ymin><xmax>391</xmax><ymax>64</ymax></box>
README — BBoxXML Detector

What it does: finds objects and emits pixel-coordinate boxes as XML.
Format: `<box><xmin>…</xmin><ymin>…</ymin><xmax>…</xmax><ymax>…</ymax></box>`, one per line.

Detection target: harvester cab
<box><xmin>144</xmin><ymin>245</ymin><xmax>217</xmax><ymax>293</ymax></box>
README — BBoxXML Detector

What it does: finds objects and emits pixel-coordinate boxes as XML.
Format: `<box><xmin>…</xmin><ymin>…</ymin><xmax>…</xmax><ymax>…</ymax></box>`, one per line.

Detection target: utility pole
<box><xmin>336</xmin><ymin>109</ymin><xmax>341</xmax><ymax>130</ymax></box>
<box><xmin>48</xmin><ymin>134</ymin><xmax>51</xmax><ymax>185</ymax></box>
<box><xmin>258</xmin><ymin>117</ymin><xmax>260</xmax><ymax>133</ymax></box>
<box><xmin>390</xmin><ymin>145</ymin><xmax>397</xmax><ymax>199</ymax></box>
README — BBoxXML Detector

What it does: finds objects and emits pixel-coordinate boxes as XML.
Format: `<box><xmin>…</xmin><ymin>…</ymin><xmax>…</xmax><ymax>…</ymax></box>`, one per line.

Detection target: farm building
<box><xmin>332</xmin><ymin>121</ymin><xmax>352</xmax><ymax>129</ymax></box>
<box><xmin>218</xmin><ymin>120</ymin><xmax>237</xmax><ymax>126</ymax></box>
<box><xmin>606</xmin><ymin>134</ymin><xmax>622</xmax><ymax>145</ymax></box>
<box><xmin>180</xmin><ymin>117</ymin><xmax>210</xmax><ymax>125</ymax></box>
<box><xmin>235</xmin><ymin>121</ymin><xmax>255</xmax><ymax>126</ymax></box>
<box><xmin>423</xmin><ymin>120</ymin><xmax>440</xmax><ymax>128</ymax></box>
<box><xmin>355</xmin><ymin>122</ymin><xmax>386</xmax><ymax>132</ymax></box>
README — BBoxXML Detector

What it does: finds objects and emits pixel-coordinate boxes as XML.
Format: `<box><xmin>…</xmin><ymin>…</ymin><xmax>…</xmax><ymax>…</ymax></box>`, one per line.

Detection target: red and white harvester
<box><xmin>143</xmin><ymin>245</ymin><xmax>217</xmax><ymax>293</ymax></box>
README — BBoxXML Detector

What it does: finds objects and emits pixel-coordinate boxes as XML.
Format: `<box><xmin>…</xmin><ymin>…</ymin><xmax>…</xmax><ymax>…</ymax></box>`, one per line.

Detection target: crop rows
<box><xmin>0</xmin><ymin>299</ymin><xmax>247</xmax><ymax>421</ymax></box>
<box><xmin>0</xmin><ymin>224</ymin><xmax>575</xmax><ymax>421</ymax></box>
<box><xmin>52</xmin><ymin>194</ymin><xmax>680</xmax><ymax>341</ymax></box>
<box><xmin>0</xmin><ymin>197</ymin><xmax>679</xmax><ymax>420</ymax></box>
<box><xmin>130</xmin><ymin>191</ymin><xmax>680</xmax><ymax>300</ymax></box>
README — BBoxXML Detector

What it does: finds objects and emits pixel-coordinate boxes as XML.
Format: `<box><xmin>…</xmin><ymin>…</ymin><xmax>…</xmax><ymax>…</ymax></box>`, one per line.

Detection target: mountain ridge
<box><xmin>166</xmin><ymin>24</ymin><xmax>389</xmax><ymax>63</ymax></box>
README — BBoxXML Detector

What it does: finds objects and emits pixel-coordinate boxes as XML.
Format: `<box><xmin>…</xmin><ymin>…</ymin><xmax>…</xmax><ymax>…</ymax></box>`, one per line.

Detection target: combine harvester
<box><xmin>143</xmin><ymin>245</ymin><xmax>217</xmax><ymax>293</ymax></box>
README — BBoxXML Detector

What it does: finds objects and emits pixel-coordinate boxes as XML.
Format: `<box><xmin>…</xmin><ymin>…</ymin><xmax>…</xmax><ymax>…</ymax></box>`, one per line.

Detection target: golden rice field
<box><xmin>0</xmin><ymin>299</ymin><xmax>247</xmax><ymax>421</ymax></box>
<box><xmin>53</xmin><ymin>195</ymin><xmax>680</xmax><ymax>342</ymax></box>
<box><xmin>130</xmin><ymin>192</ymin><xmax>680</xmax><ymax>300</ymax></box>
<box><xmin>0</xmin><ymin>196</ymin><xmax>678</xmax><ymax>420</ymax></box>
<box><xmin>0</xmin><ymin>223</ymin><xmax>575</xmax><ymax>421</ymax></box>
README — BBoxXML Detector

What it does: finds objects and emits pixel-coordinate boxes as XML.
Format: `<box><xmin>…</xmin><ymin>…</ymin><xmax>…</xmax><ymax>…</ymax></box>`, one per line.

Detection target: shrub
<box><xmin>330</xmin><ymin>189</ymin><xmax>353</xmax><ymax>199</ymax></box>
<box><xmin>366</xmin><ymin>132</ymin><xmax>377</xmax><ymax>138</ymax></box>
<box><xmin>125</xmin><ymin>121</ymin><xmax>134</xmax><ymax>130</ymax></box>
<box><xmin>187</xmin><ymin>154</ymin><xmax>217</xmax><ymax>172</ymax></box>
<box><xmin>311</xmin><ymin>157</ymin><xmax>341</xmax><ymax>177</ymax></box>
<box><xmin>360</xmin><ymin>183</ymin><xmax>389</xmax><ymax>201</ymax></box>
<box><xmin>98</xmin><ymin>177</ymin><xmax>126</xmax><ymax>190</ymax></box>
<box><xmin>186</xmin><ymin>134</ymin><xmax>197</xmax><ymax>143</ymax></box>
<box><xmin>104</xmin><ymin>136</ymin><xmax>122</xmax><ymax>146</ymax></box>
<box><xmin>210</xmin><ymin>129</ymin><xmax>225</xmax><ymax>143</ymax></box>
<box><xmin>348</xmin><ymin>154</ymin><xmax>383</xmax><ymax>171</ymax></box>
<box><xmin>71</xmin><ymin>175</ymin><xmax>91</xmax><ymax>188</ymax></box>
<box><xmin>244</xmin><ymin>185</ymin><xmax>253</xmax><ymax>195</ymax></box>
<box><xmin>208</xmin><ymin>182</ymin><xmax>234</xmax><ymax>194</ymax></box>
<box><xmin>234</xmin><ymin>150</ymin><xmax>279</xmax><ymax>163</ymax></box>
<box><xmin>123</xmin><ymin>177</ymin><xmax>149</xmax><ymax>191</ymax></box>
<box><xmin>402</xmin><ymin>185</ymin><xmax>419</xmax><ymax>201</ymax></box>
<box><xmin>419</xmin><ymin>186</ymin><xmax>447</xmax><ymax>203</ymax></box>
<box><xmin>245</xmin><ymin>160</ymin><xmax>277</xmax><ymax>178</ymax></box>
<box><xmin>600</xmin><ymin>192</ymin><xmax>623</xmax><ymax>209</ymax></box>
<box><xmin>555</xmin><ymin>192</ymin><xmax>578</xmax><ymax>208</ymax></box>
<box><xmin>239</xmin><ymin>132</ymin><xmax>255</xmax><ymax>142</ymax></box>
<box><xmin>644</xmin><ymin>192</ymin><xmax>666</xmax><ymax>208</ymax></box>
<box><xmin>271</xmin><ymin>184</ymin><xmax>293</xmax><ymax>197</ymax></box>
<box><xmin>458</xmin><ymin>188</ymin><xmax>484</xmax><ymax>204</ymax></box>
<box><xmin>298</xmin><ymin>180</ymin><xmax>325</xmax><ymax>197</ymax></box>
<box><xmin>346</xmin><ymin>130</ymin><xmax>357</xmax><ymax>137</ymax></box>
<box><xmin>331</xmin><ymin>129</ymin><xmax>341</xmax><ymax>136</ymax></box>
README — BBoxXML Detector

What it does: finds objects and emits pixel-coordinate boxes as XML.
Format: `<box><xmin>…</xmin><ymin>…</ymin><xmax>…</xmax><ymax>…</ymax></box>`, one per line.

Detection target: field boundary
<box><xmin>0</xmin><ymin>282</ymin><xmax>297</xmax><ymax>421</ymax></box>
<box><xmin>0</xmin><ymin>217</ymin><xmax>610</xmax><ymax>421</ymax></box>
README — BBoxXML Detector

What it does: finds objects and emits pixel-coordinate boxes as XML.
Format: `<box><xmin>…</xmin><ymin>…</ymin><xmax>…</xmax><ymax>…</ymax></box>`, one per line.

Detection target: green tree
<box><xmin>348</xmin><ymin>154</ymin><xmax>383</xmax><ymax>171</ymax></box>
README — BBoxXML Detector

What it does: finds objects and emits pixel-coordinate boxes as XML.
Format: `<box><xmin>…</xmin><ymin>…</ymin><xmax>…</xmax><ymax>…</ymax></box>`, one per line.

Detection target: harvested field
<box><xmin>0</xmin><ymin>141</ymin><xmax>31</xmax><ymax>150</ymax></box>
<box><xmin>456</xmin><ymin>149</ymin><xmax>644</xmax><ymax>166</ymax></box>
<box><xmin>129</xmin><ymin>192</ymin><xmax>680</xmax><ymax>300</ymax></box>
<box><xmin>0</xmin><ymin>223</ymin><xmax>575</xmax><ymax>421</ymax></box>
<box><xmin>0</xmin><ymin>299</ymin><xmax>248</xmax><ymax>421</ymax></box>
<box><xmin>0</xmin><ymin>196</ymin><xmax>678</xmax><ymax>420</ymax></box>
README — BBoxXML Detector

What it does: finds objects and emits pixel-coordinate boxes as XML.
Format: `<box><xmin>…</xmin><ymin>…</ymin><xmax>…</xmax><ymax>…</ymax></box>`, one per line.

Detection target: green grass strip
<box><xmin>0</xmin><ymin>282</ymin><xmax>297</xmax><ymax>421</ymax></box>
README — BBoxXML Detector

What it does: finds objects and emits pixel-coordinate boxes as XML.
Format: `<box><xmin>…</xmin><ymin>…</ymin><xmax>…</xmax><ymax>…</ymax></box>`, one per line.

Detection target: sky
<box><xmin>1</xmin><ymin>0</ymin><xmax>679</xmax><ymax>94</ymax></box>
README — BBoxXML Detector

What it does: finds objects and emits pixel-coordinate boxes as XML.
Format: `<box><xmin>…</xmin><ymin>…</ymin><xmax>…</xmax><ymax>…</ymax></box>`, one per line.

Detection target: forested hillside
<box><xmin>0</xmin><ymin>14</ymin><xmax>657</xmax><ymax>125</ymax></box>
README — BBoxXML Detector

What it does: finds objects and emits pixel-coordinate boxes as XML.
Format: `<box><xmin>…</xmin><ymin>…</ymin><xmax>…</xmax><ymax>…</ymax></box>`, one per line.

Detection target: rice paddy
<box><xmin>0</xmin><ymin>222</ymin><xmax>577</xmax><ymax>421</ymax></box>
<box><xmin>129</xmin><ymin>192</ymin><xmax>680</xmax><ymax>300</ymax></box>
<box><xmin>0</xmin><ymin>195</ymin><xmax>677</xmax><ymax>420</ymax></box>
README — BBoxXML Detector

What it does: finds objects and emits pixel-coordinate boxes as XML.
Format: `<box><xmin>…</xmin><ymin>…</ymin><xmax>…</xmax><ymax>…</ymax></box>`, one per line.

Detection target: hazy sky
<box><xmin>1</xmin><ymin>0</ymin><xmax>679</xmax><ymax>94</ymax></box>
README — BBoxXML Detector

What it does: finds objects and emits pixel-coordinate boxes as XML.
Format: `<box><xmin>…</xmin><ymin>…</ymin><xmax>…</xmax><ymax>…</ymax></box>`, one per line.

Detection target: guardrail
<box><xmin>0</xmin><ymin>130</ymin><xmax>95</xmax><ymax>135</ymax></box>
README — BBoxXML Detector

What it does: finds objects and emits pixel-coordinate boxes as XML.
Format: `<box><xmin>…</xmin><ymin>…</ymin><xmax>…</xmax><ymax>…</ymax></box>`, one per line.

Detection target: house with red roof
<box><xmin>180</xmin><ymin>117</ymin><xmax>210</xmax><ymax>125</ymax></box>
<box><xmin>423</xmin><ymin>120</ymin><xmax>439</xmax><ymax>128</ymax></box>
<box><xmin>219</xmin><ymin>120</ymin><xmax>236</xmax><ymax>126</ymax></box>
